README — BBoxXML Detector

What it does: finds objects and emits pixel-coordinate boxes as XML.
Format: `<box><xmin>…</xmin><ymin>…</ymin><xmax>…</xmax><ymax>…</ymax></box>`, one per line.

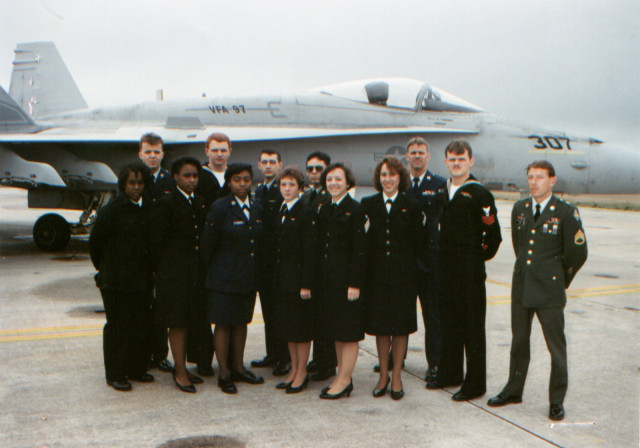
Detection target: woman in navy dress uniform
<box><xmin>361</xmin><ymin>157</ymin><xmax>425</xmax><ymax>400</ymax></box>
<box><xmin>201</xmin><ymin>163</ymin><xmax>265</xmax><ymax>394</ymax></box>
<box><xmin>272</xmin><ymin>166</ymin><xmax>316</xmax><ymax>394</ymax></box>
<box><xmin>90</xmin><ymin>162</ymin><xmax>154</xmax><ymax>392</ymax></box>
<box><xmin>151</xmin><ymin>157</ymin><xmax>206</xmax><ymax>393</ymax></box>
<box><xmin>315</xmin><ymin>163</ymin><xmax>367</xmax><ymax>399</ymax></box>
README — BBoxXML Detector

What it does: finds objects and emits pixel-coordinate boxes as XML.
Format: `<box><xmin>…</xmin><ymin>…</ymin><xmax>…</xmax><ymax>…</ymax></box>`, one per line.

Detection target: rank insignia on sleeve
<box><xmin>574</xmin><ymin>229</ymin><xmax>586</xmax><ymax>245</ymax></box>
<box><xmin>364</xmin><ymin>215</ymin><xmax>370</xmax><ymax>233</ymax></box>
<box><xmin>482</xmin><ymin>206</ymin><xmax>495</xmax><ymax>225</ymax></box>
<box><xmin>573</xmin><ymin>208</ymin><xmax>581</xmax><ymax>222</ymax></box>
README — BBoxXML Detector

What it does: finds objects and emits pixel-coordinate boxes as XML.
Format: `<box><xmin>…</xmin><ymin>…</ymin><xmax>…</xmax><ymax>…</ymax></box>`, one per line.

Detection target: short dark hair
<box><xmin>117</xmin><ymin>162</ymin><xmax>151</xmax><ymax>193</ymax></box>
<box><xmin>259</xmin><ymin>149</ymin><xmax>282</xmax><ymax>162</ymax></box>
<box><xmin>406</xmin><ymin>136</ymin><xmax>429</xmax><ymax>151</ymax></box>
<box><xmin>373</xmin><ymin>157</ymin><xmax>410</xmax><ymax>193</ymax></box>
<box><xmin>321</xmin><ymin>163</ymin><xmax>356</xmax><ymax>191</ymax></box>
<box><xmin>277</xmin><ymin>165</ymin><xmax>305</xmax><ymax>189</ymax></box>
<box><xmin>224</xmin><ymin>162</ymin><xmax>253</xmax><ymax>183</ymax></box>
<box><xmin>205</xmin><ymin>132</ymin><xmax>231</xmax><ymax>150</ymax></box>
<box><xmin>527</xmin><ymin>160</ymin><xmax>556</xmax><ymax>177</ymax></box>
<box><xmin>444</xmin><ymin>139</ymin><xmax>473</xmax><ymax>158</ymax></box>
<box><xmin>139</xmin><ymin>132</ymin><xmax>163</xmax><ymax>148</ymax></box>
<box><xmin>171</xmin><ymin>156</ymin><xmax>202</xmax><ymax>176</ymax></box>
<box><xmin>306</xmin><ymin>151</ymin><xmax>331</xmax><ymax>166</ymax></box>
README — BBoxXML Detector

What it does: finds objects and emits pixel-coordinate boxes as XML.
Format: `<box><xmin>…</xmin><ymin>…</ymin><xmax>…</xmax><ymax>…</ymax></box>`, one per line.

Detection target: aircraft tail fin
<box><xmin>0</xmin><ymin>86</ymin><xmax>40</xmax><ymax>133</ymax></box>
<box><xmin>8</xmin><ymin>42</ymin><xmax>88</xmax><ymax>119</ymax></box>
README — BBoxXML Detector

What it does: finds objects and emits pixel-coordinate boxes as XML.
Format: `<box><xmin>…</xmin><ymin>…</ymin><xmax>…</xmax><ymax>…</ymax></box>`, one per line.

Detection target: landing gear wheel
<box><xmin>33</xmin><ymin>213</ymin><xmax>71</xmax><ymax>251</ymax></box>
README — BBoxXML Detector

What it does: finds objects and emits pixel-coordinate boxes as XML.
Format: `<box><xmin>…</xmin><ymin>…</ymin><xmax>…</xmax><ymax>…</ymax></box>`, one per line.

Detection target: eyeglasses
<box><xmin>306</xmin><ymin>165</ymin><xmax>324</xmax><ymax>173</ymax></box>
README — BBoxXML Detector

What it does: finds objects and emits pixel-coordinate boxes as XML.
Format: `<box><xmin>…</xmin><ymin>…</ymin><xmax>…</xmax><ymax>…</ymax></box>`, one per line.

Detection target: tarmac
<box><xmin>0</xmin><ymin>186</ymin><xmax>638</xmax><ymax>448</ymax></box>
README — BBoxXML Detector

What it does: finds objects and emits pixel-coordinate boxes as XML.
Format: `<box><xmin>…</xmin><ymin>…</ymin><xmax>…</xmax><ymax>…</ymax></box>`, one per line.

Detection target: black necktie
<box><xmin>534</xmin><ymin>204</ymin><xmax>541</xmax><ymax>221</ymax></box>
<box><xmin>242</xmin><ymin>204</ymin><xmax>250</xmax><ymax>219</ymax></box>
<box><xmin>280</xmin><ymin>204</ymin><xmax>287</xmax><ymax>221</ymax></box>
<box><xmin>330</xmin><ymin>203</ymin><xmax>337</xmax><ymax>216</ymax></box>
<box><xmin>413</xmin><ymin>177</ymin><xmax>420</xmax><ymax>193</ymax></box>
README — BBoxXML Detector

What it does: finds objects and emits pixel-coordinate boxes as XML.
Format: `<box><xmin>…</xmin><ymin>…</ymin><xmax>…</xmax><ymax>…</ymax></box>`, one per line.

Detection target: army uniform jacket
<box><xmin>439</xmin><ymin>175</ymin><xmax>502</xmax><ymax>261</ymax></box>
<box><xmin>511</xmin><ymin>195</ymin><xmax>587</xmax><ymax>308</ymax></box>
<box><xmin>201</xmin><ymin>195</ymin><xmax>264</xmax><ymax>294</ymax></box>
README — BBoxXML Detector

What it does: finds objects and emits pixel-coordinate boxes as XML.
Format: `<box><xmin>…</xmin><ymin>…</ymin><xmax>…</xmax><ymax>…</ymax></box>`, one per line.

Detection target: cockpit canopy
<box><xmin>310</xmin><ymin>78</ymin><xmax>483</xmax><ymax>113</ymax></box>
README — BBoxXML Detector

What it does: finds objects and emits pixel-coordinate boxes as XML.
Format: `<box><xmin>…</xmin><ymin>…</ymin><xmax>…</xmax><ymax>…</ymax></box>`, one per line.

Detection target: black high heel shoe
<box><xmin>372</xmin><ymin>375</ymin><xmax>390</xmax><ymax>398</ymax></box>
<box><xmin>319</xmin><ymin>380</ymin><xmax>353</xmax><ymax>399</ymax></box>
<box><xmin>275</xmin><ymin>380</ymin><xmax>293</xmax><ymax>390</ymax></box>
<box><xmin>391</xmin><ymin>381</ymin><xmax>404</xmax><ymax>400</ymax></box>
<box><xmin>172</xmin><ymin>369</ymin><xmax>196</xmax><ymax>393</ymax></box>
<box><xmin>286</xmin><ymin>375</ymin><xmax>310</xmax><ymax>394</ymax></box>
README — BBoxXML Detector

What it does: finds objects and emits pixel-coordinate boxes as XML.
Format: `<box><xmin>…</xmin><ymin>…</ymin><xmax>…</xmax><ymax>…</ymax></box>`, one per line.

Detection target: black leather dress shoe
<box><xmin>487</xmin><ymin>392</ymin><xmax>522</xmax><ymax>407</ymax></box>
<box><xmin>425</xmin><ymin>366</ymin><xmax>438</xmax><ymax>382</ymax></box>
<box><xmin>286</xmin><ymin>375</ymin><xmax>310</xmax><ymax>394</ymax></box>
<box><xmin>107</xmin><ymin>379</ymin><xmax>132</xmax><ymax>391</ymax></box>
<box><xmin>372</xmin><ymin>376</ymin><xmax>390</xmax><ymax>398</ymax></box>
<box><xmin>307</xmin><ymin>360</ymin><xmax>318</xmax><ymax>373</ymax></box>
<box><xmin>319</xmin><ymin>381</ymin><xmax>353</xmax><ymax>400</ymax></box>
<box><xmin>130</xmin><ymin>373</ymin><xmax>154</xmax><ymax>383</ymax></box>
<box><xmin>310</xmin><ymin>368</ymin><xmax>336</xmax><ymax>382</ymax></box>
<box><xmin>272</xmin><ymin>362</ymin><xmax>291</xmax><ymax>377</ymax></box>
<box><xmin>188</xmin><ymin>372</ymin><xmax>203</xmax><ymax>384</ymax></box>
<box><xmin>452</xmin><ymin>390</ymin><xmax>485</xmax><ymax>401</ymax></box>
<box><xmin>172</xmin><ymin>373</ymin><xmax>195</xmax><ymax>393</ymax></box>
<box><xmin>549</xmin><ymin>404</ymin><xmax>565</xmax><ymax>421</ymax></box>
<box><xmin>156</xmin><ymin>359</ymin><xmax>173</xmax><ymax>372</ymax></box>
<box><xmin>197</xmin><ymin>365</ymin><xmax>215</xmax><ymax>377</ymax></box>
<box><xmin>391</xmin><ymin>388</ymin><xmax>404</xmax><ymax>400</ymax></box>
<box><xmin>231</xmin><ymin>369</ymin><xmax>265</xmax><ymax>384</ymax></box>
<box><xmin>425</xmin><ymin>379</ymin><xmax>461</xmax><ymax>390</ymax></box>
<box><xmin>275</xmin><ymin>380</ymin><xmax>293</xmax><ymax>390</ymax></box>
<box><xmin>251</xmin><ymin>355</ymin><xmax>276</xmax><ymax>368</ymax></box>
<box><xmin>218</xmin><ymin>376</ymin><xmax>237</xmax><ymax>394</ymax></box>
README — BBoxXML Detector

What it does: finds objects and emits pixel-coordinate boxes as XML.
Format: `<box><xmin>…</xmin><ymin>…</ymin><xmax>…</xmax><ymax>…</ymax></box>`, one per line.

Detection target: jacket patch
<box><xmin>574</xmin><ymin>229</ymin><xmax>586</xmax><ymax>245</ymax></box>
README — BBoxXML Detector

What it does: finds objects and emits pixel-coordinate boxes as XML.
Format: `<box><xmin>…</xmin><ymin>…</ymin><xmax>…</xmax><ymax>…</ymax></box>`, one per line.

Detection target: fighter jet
<box><xmin>1</xmin><ymin>42</ymin><xmax>638</xmax><ymax>251</ymax></box>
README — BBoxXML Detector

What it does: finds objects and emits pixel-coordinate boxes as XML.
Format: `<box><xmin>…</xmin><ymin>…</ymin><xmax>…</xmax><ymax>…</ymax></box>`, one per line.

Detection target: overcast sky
<box><xmin>1</xmin><ymin>0</ymin><xmax>638</xmax><ymax>148</ymax></box>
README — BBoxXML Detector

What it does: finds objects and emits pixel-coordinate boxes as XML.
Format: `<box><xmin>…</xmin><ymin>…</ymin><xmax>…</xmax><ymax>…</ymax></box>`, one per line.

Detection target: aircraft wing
<box><xmin>0</xmin><ymin>125</ymin><xmax>478</xmax><ymax>144</ymax></box>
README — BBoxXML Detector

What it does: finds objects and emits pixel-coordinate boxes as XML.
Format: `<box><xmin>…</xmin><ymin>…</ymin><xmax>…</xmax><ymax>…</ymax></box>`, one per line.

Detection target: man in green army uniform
<box><xmin>487</xmin><ymin>160</ymin><xmax>588</xmax><ymax>421</ymax></box>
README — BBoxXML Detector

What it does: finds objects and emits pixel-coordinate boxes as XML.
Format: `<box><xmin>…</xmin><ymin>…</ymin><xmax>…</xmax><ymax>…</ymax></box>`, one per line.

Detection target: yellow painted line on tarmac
<box><xmin>0</xmin><ymin>315</ymin><xmax>266</xmax><ymax>343</ymax></box>
<box><xmin>486</xmin><ymin>283</ymin><xmax>640</xmax><ymax>306</ymax></box>
<box><xmin>1</xmin><ymin>285</ymin><xmax>637</xmax><ymax>343</ymax></box>
<box><xmin>486</xmin><ymin>279</ymin><xmax>512</xmax><ymax>288</ymax></box>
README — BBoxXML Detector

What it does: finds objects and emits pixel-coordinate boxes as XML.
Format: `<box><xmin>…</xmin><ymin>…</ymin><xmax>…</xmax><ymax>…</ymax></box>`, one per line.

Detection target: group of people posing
<box><xmin>90</xmin><ymin>131</ymin><xmax>587</xmax><ymax>420</ymax></box>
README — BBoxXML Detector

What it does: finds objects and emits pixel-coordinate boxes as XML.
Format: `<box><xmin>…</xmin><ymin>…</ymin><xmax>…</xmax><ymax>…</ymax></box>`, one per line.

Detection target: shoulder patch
<box><xmin>574</xmin><ymin>229</ymin><xmax>586</xmax><ymax>245</ymax></box>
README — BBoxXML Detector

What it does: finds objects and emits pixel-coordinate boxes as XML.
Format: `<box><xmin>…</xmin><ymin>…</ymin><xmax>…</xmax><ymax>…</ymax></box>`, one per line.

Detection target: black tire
<box><xmin>33</xmin><ymin>213</ymin><xmax>71</xmax><ymax>251</ymax></box>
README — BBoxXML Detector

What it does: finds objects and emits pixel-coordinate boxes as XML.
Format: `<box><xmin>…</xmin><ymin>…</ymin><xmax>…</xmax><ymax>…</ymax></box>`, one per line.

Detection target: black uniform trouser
<box><xmin>187</xmin><ymin>291</ymin><xmax>214</xmax><ymax>368</ymax></box>
<box><xmin>259</xmin><ymin>287</ymin><xmax>290</xmax><ymax>363</ymax></box>
<box><xmin>503</xmin><ymin>302</ymin><xmax>567</xmax><ymax>405</ymax></box>
<box><xmin>150</xmin><ymin>292</ymin><xmax>169</xmax><ymax>362</ymax></box>
<box><xmin>100</xmin><ymin>288</ymin><xmax>152</xmax><ymax>381</ymax></box>
<box><xmin>418</xmin><ymin>261</ymin><xmax>441</xmax><ymax>368</ymax></box>
<box><xmin>436</xmin><ymin>253</ymin><xmax>486</xmax><ymax>394</ymax></box>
